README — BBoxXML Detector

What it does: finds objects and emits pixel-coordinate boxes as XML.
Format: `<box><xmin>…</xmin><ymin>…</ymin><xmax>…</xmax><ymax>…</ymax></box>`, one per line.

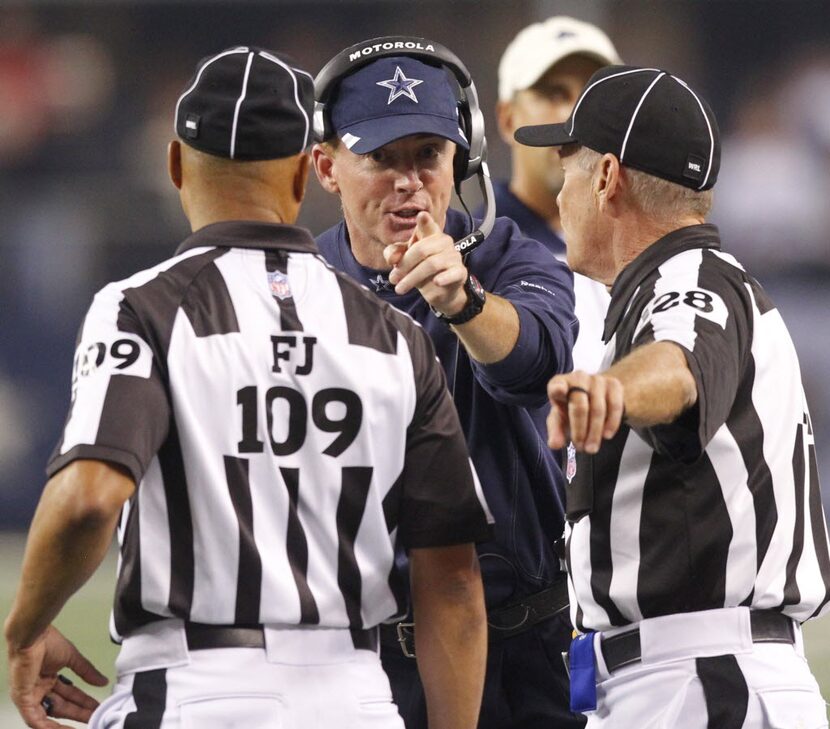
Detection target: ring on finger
<box><xmin>567</xmin><ymin>386</ymin><xmax>589</xmax><ymax>398</ymax></box>
<box><xmin>41</xmin><ymin>695</ymin><xmax>54</xmax><ymax>716</ymax></box>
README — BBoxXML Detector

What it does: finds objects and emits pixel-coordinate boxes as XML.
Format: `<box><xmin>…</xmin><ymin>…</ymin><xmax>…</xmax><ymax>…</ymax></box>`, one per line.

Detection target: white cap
<box><xmin>498</xmin><ymin>16</ymin><xmax>622</xmax><ymax>101</ymax></box>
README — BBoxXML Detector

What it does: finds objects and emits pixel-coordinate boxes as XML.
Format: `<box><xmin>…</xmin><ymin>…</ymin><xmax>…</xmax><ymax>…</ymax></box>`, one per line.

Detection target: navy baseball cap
<box><xmin>515</xmin><ymin>65</ymin><xmax>720</xmax><ymax>191</ymax></box>
<box><xmin>328</xmin><ymin>56</ymin><xmax>469</xmax><ymax>153</ymax></box>
<box><xmin>175</xmin><ymin>46</ymin><xmax>314</xmax><ymax>160</ymax></box>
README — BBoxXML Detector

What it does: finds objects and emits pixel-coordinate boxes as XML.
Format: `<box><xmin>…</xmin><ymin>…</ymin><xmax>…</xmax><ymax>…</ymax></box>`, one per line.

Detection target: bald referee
<box><xmin>4</xmin><ymin>46</ymin><xmax>490</xmax><ymax>729</ymax></box>
<box><xmin>517</xmin><ymin>65</ymin><xmax>830</xmax><ymax>727</ymax></box>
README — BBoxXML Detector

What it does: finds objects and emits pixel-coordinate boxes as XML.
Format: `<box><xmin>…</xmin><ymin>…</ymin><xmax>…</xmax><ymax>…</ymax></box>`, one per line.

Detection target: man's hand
<box><xmin>547</xmin><ymin>343</ymin><xmax>698</xmax><ymax>453</ymax></box>
<box><xmin>384</xmin><ymin>211</ymin><xmax>469</xmax><ymax>316</ymax></box>
<box><xmin>547</xmin><ymin>370</ymin><xmax>625</xmax><ymax>453</ymax></box>
<box><xmin>6</xmin><ymin>625</ymin><xmax>108</xmax><ymax>728</ymax></box>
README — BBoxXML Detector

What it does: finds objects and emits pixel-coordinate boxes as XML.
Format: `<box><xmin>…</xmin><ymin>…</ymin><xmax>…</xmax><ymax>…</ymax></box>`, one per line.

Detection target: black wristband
<box><xmin>433</xmin><ymin>273</ymin><xmax>486</xmax><ymax>326</ymax></box>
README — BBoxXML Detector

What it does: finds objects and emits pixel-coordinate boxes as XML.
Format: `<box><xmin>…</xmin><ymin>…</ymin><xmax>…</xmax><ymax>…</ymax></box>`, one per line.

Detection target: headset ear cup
<box><xmin>453</xmin><ymin>101</ymin><xmax>471</xmax><ymax>184</ymax></box>
<box><xmin>455</xmin><ymin>81</ymin><xmax>485</xmax><ymax>181</ymax></box>
<box><xmin>313</xmin><ymin>102</ymin><xmax>327</xmax><ymax>143</ymax></box>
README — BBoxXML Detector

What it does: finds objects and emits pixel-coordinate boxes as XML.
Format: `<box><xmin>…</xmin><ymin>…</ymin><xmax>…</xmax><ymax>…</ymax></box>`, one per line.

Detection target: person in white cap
<box><xmin>492</xmin><ymin>16</ymin><xmax>621</xmax><ymax>373</ymax></box>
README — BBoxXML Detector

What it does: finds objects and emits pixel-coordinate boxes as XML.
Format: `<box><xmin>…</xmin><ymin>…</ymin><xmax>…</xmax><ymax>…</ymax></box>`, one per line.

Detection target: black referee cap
<box><xmin>175</xmin><ymin>46</ymin><xmax>314</xmax><ymax>160</ymax></box>
<box><xmin>515</xmin><ymin>65</ymin><xmax>720</xmax><ymax>191</ymax></box>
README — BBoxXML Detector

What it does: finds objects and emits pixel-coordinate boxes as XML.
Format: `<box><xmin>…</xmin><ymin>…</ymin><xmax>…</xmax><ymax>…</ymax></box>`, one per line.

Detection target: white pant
<box><xmin>89</xmin><ymin>620</ymin><xmax>404</xmax><ymax>729</ymax></box>
<box><xmin>585</xmin><ymin>608</ymin><xmax>828</xmax><ymax>729</ymax></box>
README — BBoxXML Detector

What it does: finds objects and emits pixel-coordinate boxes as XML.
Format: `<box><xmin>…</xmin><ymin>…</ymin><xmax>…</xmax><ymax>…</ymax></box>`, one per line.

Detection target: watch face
<box><xmin>468</xmin><ymin>274</ymin><xmax>485</xmax><ymax>301</ymax></box>
<box><xmin>434</xmin><ymin>272</ymin><xmax>486</xmax><ymax>325</ymax></box>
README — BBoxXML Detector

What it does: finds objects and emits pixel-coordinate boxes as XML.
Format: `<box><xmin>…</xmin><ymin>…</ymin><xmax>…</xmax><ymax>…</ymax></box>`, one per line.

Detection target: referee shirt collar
<box><xmin>603</xmin><ymin>223</ymin><xmax>721</xmax><ymax>343</ymax></box>
<box><xmin>175</xmin><ymin>220</ymin><xmax>319</xmax><ymax>256</ymax></box>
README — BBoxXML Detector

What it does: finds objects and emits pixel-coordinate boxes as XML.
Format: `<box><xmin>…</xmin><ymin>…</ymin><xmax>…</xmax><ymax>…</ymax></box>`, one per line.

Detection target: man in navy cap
<box><xmin>313</xmin><ymin>39</ymin><xmax>584</xmax><ymax>729</ymax></box>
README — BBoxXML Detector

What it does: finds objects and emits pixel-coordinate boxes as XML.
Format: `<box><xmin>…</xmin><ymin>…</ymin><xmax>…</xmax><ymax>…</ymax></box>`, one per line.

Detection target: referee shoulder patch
<box><xmin>635</xmin><ymin>286</ymin><xmax>729</xmax><ymax>342</ymax></box>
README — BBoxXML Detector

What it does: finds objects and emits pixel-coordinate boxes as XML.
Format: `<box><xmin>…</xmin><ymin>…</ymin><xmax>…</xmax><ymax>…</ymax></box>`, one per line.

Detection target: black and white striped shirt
<box><xmin>48</xmin><ymin>221</ymin><xmax>492</xmax><ymax>640</ymax></box>
<box><xmin>566</xmin><ymin>224</ymin><xmax>830</xmax><ymax>632</ymax></box>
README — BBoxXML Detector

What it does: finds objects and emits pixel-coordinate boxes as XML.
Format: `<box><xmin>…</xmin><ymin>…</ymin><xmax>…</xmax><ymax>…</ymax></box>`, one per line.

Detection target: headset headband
<box><xmin>315</xmin><ymin>37</ymin><xmax>472</xmax><ymax>103</ymax></box>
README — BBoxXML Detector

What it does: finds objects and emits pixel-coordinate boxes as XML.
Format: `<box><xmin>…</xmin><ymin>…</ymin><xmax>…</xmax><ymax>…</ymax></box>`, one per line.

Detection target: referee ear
<box><xmin>293</xmin><ymin>153</ymin><xmax>310</xmax><ymax>205</ymax></box>
<box><xmin>168</xmin><ymin>140</ymin><xmax>183</xmax><ymax>190</ymax></box>
<box><xmin>596</xmin><ymin>152</ymin><xmax>621</xmax><ymax>215</ymax></box>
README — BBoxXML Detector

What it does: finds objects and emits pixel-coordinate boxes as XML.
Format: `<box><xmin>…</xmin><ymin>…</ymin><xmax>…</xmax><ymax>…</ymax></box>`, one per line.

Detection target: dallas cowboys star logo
<box><xmin>376</xmin><ymin>66</ymin><xmax>423</xmax><ymax>104</ymax></box>
<box><xmin>368</xmin><ymin>274</ymin><xmax>392</xmax><ymax>292</ymax></box>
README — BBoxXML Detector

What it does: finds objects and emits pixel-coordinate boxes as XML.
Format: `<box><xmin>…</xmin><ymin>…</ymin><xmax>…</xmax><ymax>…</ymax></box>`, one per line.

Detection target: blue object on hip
<box><xmin>568</xmin><ymin>631</ymin><xmax>598</xmax><ymax>713</ymax></box>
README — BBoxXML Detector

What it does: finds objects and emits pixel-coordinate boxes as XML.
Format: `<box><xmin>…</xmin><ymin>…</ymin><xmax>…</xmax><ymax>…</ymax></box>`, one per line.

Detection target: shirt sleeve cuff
<box><xmin>47</xmin><ymin>444</ymin><xmax>144</xmax><ymax>485</ymax></box>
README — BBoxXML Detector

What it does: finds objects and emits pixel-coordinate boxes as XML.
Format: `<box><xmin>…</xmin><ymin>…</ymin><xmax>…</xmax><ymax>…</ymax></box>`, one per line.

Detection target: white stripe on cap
<box><xmin>257</xmin><ymin>50</ymin><xmax>311</xmax><ymax>149</ymax></box>
<box><xmin>230</xmin><ymin>51</ymin><xmax>255</xmax><ymax>159</ymax></box>
<box><xmin>568</xmin><ymin>67</ymin><xmax>661</xmax><ymax>137</ymax></box>
<box><xmin>174</xmin><ymin>46</ymin><xmax>249</xmax><ymax>135</ymax></box>
<box><xmin>619</xmin><ymin>72</ymin><xmax>665</xmax><ymax>163</ymax></box>
<box><xmin>671</xmin><ymin>75</ymin><xmax>715</xmax><ymax>190</ymax></box>
<box><xmin>341</xmin><ymin>132</ymin><xmax>362</xmax><ymax>150</ymax></box>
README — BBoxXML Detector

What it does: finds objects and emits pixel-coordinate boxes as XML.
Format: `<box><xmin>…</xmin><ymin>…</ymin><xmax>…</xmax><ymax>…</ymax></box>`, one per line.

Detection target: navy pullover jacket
<box><xmin>316</xmin><ymin>209</ymin><xmax>577</xmax><ymax>604</ymax></box>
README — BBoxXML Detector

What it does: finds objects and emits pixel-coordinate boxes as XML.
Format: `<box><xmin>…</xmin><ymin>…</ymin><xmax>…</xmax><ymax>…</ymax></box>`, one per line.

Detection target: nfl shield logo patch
<box><xmin>268</xmin><ymin>270</ymin><xmax>292</xmax><ymax>300</ymax></box>
<box><xmin>566</xmin><ymin>442</ymin><xmax>577</xmax><ymax>483</ymax></box>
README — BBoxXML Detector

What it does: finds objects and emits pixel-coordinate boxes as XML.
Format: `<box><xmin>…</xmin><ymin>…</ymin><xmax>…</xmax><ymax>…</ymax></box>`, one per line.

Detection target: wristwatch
<box><xmin>433</xmin><ymin>273</ymin><xmax>486</xmax><ymax>325</ymax></box>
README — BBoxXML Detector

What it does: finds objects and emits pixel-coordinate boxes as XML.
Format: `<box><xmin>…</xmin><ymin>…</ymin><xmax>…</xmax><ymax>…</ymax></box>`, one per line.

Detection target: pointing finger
<box><xmin>383</xmin><ymin>242</ymin><xmax>408</xmax><ymax>267</ymax></box>
<box><xmin>414</xmin><ymin>211</ymin><xmax>442</xmax><ymax>241</ymax></box>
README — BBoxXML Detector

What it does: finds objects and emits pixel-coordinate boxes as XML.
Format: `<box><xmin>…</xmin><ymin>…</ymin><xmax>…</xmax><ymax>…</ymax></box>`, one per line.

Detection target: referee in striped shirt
<box><xmin>4</xmin><ymin>47</ymin><xmax>492</xmax><ymax>729</ymax></box>
<box><xmin>516</xmin><ymin>65</ymin><xmax>830</xmax><ymax>728</ymax></box>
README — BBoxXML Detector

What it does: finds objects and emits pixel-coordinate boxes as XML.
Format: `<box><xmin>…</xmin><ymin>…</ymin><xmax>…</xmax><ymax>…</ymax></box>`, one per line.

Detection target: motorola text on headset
<box><xmin>313</xmin><ymin>36</ymin><xmax>496</xmax><ymax>256</ymax></box>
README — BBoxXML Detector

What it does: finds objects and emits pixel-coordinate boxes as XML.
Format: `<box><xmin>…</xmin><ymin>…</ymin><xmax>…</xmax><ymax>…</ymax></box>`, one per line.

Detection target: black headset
<box><xmin>314</xmin><ymin>36</ymin><xmax>495</xmax><ymax>255</ymax></box>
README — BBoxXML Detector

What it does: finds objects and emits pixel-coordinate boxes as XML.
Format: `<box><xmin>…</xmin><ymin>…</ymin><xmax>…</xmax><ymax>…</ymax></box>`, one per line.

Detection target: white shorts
<box><xmin>585</xmin><ymin>608</ymin><xmax>828</xmax><ymax>729</ymax></box>
<box><xmin>89</xmin><ymin>620</ymin><xmax>404</xmax><ymax>729</ymax></box>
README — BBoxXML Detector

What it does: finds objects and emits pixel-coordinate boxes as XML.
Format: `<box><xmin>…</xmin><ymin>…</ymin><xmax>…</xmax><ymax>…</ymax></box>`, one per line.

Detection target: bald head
<box><xmin>168</xmin><ymin>140</ymin><xmax>310</xmax><ymax>232</ymax></box>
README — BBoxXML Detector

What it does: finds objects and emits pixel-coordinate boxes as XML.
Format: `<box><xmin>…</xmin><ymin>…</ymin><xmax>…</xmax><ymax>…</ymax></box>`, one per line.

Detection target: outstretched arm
<box><xmin>4</xmin><ymin>459</ymin><xmax>135</xmax><ymax>727</ymax></box>
<box><xmin>547</xmin><ymin>340</ymin><xmax>697</xmax><ymax>453</ymax></box>
<box><xmin>410</xmin><ymin>543</ymin><xmax>487</xmax><ymax>729</ymax></box>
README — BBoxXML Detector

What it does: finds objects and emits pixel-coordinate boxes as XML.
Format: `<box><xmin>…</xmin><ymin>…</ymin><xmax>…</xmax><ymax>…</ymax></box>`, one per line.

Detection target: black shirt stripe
<box><xmin>113</xmin><ymin>491</ymin><xmax>163</xmax><ymax>636</ymax></box>
<box><xmin>181</xmin><ymin>256</ymin><xmax>239</xmax><ymax>337</ymax></box>
<box><xmin>224</xmin><ymin>456</ymin><xmax>262</xmax><ymax>625</ymax></box>
<box><xmin>586</xmin><ymin>430</ymin><xmax>627</xmax><ymax>628</ymax></box>
<box><xmin>159</xmin><ymin>421</ymin><xmax>195</xmax><ymax>619</ymax></box>
<box><xmin>336</xmin><ymin>466</ymin><xmax>373</xmax><ymax>627</ymax></box>
<box><xmin>280</xmin><ymin>466</ymin><xmax>320</xmax><ymax>624</ymax></box>
<box><xmin>781</xmin><ymin>419</ymin><xmax>806</xmax><ymax>607</ymax></box>
<box><xmin>265</xmin><ymin>250</ymin><xmax>303</xmax><ymax>332</ymax></box>
<box><xmin>727</xmin><ymin>354</ymin><xmax>777</xmax><ymax>572</ymax></box>
<box><xmin>335</xmin><ymin>273</ymin><xmax>398</xmax><ymax>355</ymax></box>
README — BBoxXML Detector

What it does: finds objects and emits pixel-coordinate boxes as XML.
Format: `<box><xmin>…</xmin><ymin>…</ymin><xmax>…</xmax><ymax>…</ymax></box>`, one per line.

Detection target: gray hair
<box><xmin>573</xmin><ymin>146</ymin><xmax>713</xmax><ymax>221</ymax></box>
